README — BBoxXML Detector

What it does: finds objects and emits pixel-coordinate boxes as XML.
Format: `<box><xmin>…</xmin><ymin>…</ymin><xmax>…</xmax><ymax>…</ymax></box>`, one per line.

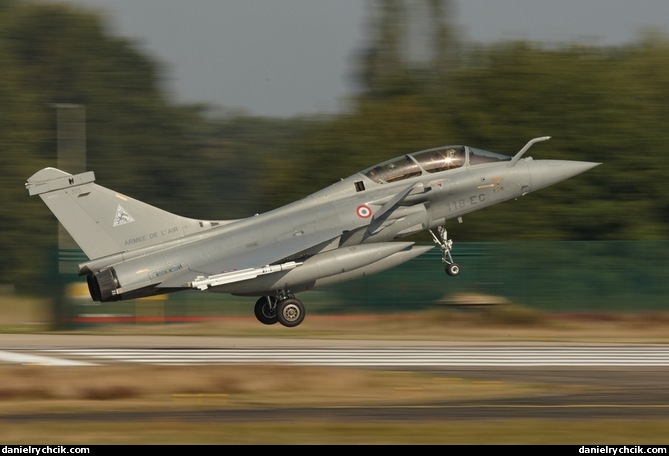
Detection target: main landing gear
<box><xmin>254</xmin><ymin>291</ymin><xmax>305</xmax><ymax>327</ymax></box>
<box><xmin>430</xmin><ymin>226</ymin><xmax>461</xmax><ymax>277</ymax></box>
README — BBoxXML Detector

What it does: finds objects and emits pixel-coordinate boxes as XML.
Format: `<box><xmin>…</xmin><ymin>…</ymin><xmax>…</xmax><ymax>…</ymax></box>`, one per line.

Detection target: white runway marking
<box><xmin>0</xmin><ymin>350</ymin><xmax>97</xmax><ymax>366</ymax></box>
<box><xmin>32</xmin><ymin>346</ymin><xmax>669</xmax><ymax>367</ymax></box>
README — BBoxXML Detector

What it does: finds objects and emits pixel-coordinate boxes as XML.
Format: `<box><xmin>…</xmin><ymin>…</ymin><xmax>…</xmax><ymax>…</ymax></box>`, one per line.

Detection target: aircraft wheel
<box><xmin>446</xmin><ymin>263</ymin><xmax>461</xmax><ymax>277</ymax></box>
<box><xmin>276</xmin><ymin>298</ymin><xmax>305</xmax><ymax>328</ymax></box>
<box><xmin>254</xmin><ymin>296</ymin><xmax>278</xmax><ymax>325</ymax></box>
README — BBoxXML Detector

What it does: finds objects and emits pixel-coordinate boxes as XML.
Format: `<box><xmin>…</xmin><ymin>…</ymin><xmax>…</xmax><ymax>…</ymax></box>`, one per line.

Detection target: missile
<box><xmin>189</xmin><ymin>261</ymin><xmax>302</xmax><ymax>290</ymax></box>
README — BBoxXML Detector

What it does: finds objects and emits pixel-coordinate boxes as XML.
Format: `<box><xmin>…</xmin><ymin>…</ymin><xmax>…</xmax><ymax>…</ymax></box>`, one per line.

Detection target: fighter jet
<box><xmin>25</xmin><ymin>136</ymin><xmax>599</xmax><ymax>327</ymax></box>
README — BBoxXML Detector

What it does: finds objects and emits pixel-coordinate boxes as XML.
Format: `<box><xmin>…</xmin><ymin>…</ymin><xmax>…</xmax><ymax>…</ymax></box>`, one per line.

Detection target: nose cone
<box><xmin>527</xmin><ymin>160</ymin><xmax>601</xmax><ymax>193</ymax></box>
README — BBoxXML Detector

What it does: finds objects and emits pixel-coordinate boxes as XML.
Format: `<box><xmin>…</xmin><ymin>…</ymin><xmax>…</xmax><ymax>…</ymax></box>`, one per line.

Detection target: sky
<box><xmin>59</xmin><ymin>0</ymin><xmax>669</xmax><ymax>118</ymax></box>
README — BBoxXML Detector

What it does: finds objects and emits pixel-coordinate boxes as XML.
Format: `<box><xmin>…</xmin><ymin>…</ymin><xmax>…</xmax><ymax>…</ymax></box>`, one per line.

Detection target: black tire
<box><xmin>446</xmin><ymin>263</ymin><xmax>461</xmax><ymax>277</ymax></box>
<box><xmin>276</xmin><ymin>298</ymin><xmax>306</xmax><ymax>328</ymax></box>
<box><xmin>254</xmin><ymin>296</ymin><xmax>278</xmax><ymax>325</ymax></box>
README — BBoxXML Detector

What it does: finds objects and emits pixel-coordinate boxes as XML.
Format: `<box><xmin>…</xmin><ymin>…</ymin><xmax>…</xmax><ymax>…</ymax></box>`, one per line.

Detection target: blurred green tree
<box><xmin>0</xmin><ymin>1</ymin><xmax>213</xmax><ymax>290</ymax></box>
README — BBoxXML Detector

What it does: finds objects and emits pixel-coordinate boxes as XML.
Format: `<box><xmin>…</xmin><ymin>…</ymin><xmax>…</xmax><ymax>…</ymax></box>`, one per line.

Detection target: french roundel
<box><xmin>356</xmin><ymin>205</ymin><xmax>372</xmax><ymax>218</ymax></box>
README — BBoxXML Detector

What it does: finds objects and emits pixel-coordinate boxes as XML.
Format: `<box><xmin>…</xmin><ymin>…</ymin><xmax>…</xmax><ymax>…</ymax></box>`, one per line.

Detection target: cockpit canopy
<box><xmin>361</xmin><ymin>145</ymin><xmax>512</xmax><ymax>184</ymax></box>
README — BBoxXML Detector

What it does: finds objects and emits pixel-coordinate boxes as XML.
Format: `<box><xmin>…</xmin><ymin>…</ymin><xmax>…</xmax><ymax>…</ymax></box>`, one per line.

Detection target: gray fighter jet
<box><xmin>25</xmin><ymin>136</ymin><xmax>599</xmax><ymax>327</ymax></box>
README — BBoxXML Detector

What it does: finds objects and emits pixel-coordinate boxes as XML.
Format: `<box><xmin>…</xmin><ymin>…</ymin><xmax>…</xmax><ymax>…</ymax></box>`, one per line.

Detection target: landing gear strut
<box><xmin>254</xmin><ymin>291</ymin><xmax>306</xmax><ymax>327</ymax></box>
<box><xmin>430</xmin><ymin>226</ymin><xmax>461</xmax><ymax>276</ymax></box>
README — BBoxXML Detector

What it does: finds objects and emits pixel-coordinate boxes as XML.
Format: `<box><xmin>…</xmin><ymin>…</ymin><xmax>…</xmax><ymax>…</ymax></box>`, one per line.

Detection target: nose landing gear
<box><xmin>430</xmin><ymin>226</ymin><xmax>461</xmax><ymax>276</ymax></box>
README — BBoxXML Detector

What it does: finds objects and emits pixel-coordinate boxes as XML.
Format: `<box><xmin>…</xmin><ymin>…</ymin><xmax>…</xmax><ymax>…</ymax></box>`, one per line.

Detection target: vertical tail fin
<box><xmin>26</xmin><ymin>167</ymin><xmax>218</xmax><ymax>260</ymax></box>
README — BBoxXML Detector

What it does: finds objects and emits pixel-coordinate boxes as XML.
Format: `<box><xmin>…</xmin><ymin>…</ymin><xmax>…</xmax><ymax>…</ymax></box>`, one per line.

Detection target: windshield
<box><xmin>468</xmin><ymin>147</ymin><xmax>512</xmax><ymax>165</ymax></box>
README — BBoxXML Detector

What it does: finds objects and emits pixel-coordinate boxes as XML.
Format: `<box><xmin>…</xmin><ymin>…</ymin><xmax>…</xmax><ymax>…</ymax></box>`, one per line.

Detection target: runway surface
<box><xmin>1</xmin><ymin>334</ymin><xmax>668</xmax><ymax>422</ymax></box>
<box><xmin>3</xmin><ymin>345</ymin><xmax>669</xmax><ymax>367</ymax></box>
<box><xmin>1</xmin><ymin>334</ymin><xmax>669</xmax><ymax>367</ymax></box>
